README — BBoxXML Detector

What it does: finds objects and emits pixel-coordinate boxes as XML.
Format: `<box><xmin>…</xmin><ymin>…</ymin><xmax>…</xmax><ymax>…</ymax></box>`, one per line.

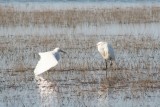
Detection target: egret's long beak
<box><xmin>89</xmin><ymin>45</ymin><xmax>97</xmax><ymax>48</ymax></box>
<box><xmin>60</xmin><ymin>49</ymin><xmax>66</xmax><ymax>54</ymax></box>
<box><xmin>60</xmin><ymin>49</ymin><xmax>69</xmax><ymax>57</ymax></box>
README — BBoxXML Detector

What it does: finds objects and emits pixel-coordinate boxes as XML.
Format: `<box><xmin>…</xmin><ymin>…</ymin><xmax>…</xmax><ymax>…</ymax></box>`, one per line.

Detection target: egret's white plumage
<box><xmin>34</xmin><ymin>48</ymin><xmax>65</xmax><ymax>76</ymax></box>
<box><xmin>97</xmin><ymin>42</ymin><xmax>115</xmax><ymax>61</ymax></box>
<box><xmin>97</xmin><ymin>42</ymin><xmax>115</xmax><ymax>77</ymax></box>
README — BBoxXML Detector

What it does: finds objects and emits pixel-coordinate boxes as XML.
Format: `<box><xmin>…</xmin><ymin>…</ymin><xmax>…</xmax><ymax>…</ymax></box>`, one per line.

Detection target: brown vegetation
<box><xmin>1</xmin><ymin>34</ymin><xmax>159</xmax><ymax>89</ymax></box>
<box><xmin>1</xmin><ymin>34</ymin><xmax>159</xmax><ymax>70</ymax></box>
<box><xmin>0</xmin><ymin>5</ymin><xmax>160</xmax><ymax>90</ymax></box>
<box><xmin>0</xmin><ymin>6</ymin><xmax>160</xmax><ymax>26</ymax></box>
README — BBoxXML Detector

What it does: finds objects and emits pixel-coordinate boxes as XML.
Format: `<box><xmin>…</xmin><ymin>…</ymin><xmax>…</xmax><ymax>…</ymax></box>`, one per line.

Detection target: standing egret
<box><xmin>97</xmin><ymin>42</ymin><xmax>115</xmax><ymax>77</ymax></box>
<box><xmin>34</xmin><ymin>48</ymin><xmax>66</xmax><ymax>76</ymax></box>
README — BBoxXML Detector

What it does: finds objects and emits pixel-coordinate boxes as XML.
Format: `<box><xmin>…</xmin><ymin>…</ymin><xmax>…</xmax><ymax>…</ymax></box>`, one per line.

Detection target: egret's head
<box><xmin>97</xmin><ymin>42</ymin><xmax>106</xmax><ymax>47</ymax></box>
<box><xmin>54</xmin><ymin>47</ymin><xmax>60</xmax><ymax>52</ymax></box>
<box><xmin>54</xmin><ymin>47</ymin><xmax>66</xmax><ymax>54</ymax></box>
<box><xmin>97</xmin><ymin>42</ymin><xmax>102</xmax><ymax>46</ymax></box>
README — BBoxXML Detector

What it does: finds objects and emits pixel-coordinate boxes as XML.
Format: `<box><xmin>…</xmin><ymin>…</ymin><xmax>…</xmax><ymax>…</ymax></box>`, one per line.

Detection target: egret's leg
<box><xmin>110</xmin><ymin>60</ymin><xmax>113</xmax><ymax>66</ymax></box>
<box><xmin>47</xmin><ymin>71</ymin><xmax>49</xmax><ymax>79</ymax></box>
<box><xmin>105</xmin><ymin>59</ymin><xmax>108</xmax><ymax>77</ymax></box>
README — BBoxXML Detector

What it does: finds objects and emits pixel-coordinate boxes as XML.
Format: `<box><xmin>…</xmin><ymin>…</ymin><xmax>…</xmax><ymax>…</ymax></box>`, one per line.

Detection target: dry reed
<box><xmin>1</xmin><ymin>6</ymin><xmax>160</xmax><ymax>26</ymax></box>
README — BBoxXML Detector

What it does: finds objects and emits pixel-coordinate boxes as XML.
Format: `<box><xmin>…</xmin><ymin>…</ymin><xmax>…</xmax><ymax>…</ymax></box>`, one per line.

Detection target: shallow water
<box><xmin>0</xmin><ymin>2</ymin><xmax>160</xmax><ymax>106</ymax></box>
<box><xmin>1</xmin><ymin>23</ymin><xmax>160</xmax><ymax>38</ymax></box>
<box><xmin>0</xmin><ymin>69</ymin><xmax>160</xmax><ymax>107</ymax></box>
<box><xmin>0</xmin><ymin>1</ymin><xmax>159</xmax><ymax>12</ymax></box>
<box><xmin>0</xmin><ymin>27</ymin><xmax>160</xmax><ymax>107</ymax></box>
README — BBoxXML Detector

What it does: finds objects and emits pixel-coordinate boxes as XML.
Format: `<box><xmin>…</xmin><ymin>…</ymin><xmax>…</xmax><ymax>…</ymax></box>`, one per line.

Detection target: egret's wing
<box><xmin>101</xmin><ymin>49</ymin><xmax>106</xmax><ymax>58</ymax></box>
<box><xmin>98</xmin><ymin>43</ymin><xmax>108</xmax><ymax>59</ymax></box>
<box><xmin>34</xmin><ymin>52</ymin><xmax>58</xmax><ymax>76</ymax></box>
<box><xmin>108</xmin><ymin>44</ymin><xmax>115</xmax><ymax>60</ymax></box>
<box><xmin>104</xmin><ymin>43</ymin><xmax>109</xmax><ymax>57</ymax></box>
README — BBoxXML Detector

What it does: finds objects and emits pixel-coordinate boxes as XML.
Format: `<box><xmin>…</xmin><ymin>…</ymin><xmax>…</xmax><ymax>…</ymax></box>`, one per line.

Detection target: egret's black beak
<box><xmin>89</xmin><ymin>45</ymin><xmax>96</xmax><ymax>48</ymax></box>
<box><xmin>60</xmin><ymin>49</ymin><xmax>66</xmax><ymax>54</ymax></box>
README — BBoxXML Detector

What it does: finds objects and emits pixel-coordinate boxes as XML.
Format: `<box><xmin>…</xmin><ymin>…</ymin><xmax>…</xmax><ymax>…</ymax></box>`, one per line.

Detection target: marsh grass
<box><xmin>1</xmin><ymin>33</ymin><xmax>159</xmax><ymax>89</ymax></box>
<box><xmin>1</xmin><ymin>34</ymin><xmax>159</xmax><ymax>69</ymax></box>
<box><xmin>1</xmin><ymin>6</ymin><xmax>160</xmax><ymax>26</ymax></box>
<box><xmin>0</xmin><ymin>5</ymin><xmax>160</xmax><ymax>106</ymax></box>
<box><xmin>13</xmin><ymin>62</ymin><xmax>26</xmax><ymax>72</ymax></box>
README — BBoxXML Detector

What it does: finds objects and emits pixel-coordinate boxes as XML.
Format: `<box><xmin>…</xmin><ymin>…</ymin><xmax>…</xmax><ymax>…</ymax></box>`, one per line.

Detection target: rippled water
<box><xmin>1</xmin><ymin>1</ymin><xmax>159</xmax><ymax>12</ymax></box>
<box><xmin>1</xmin><ymin>0</ymin><xmax>160</xmax><ymax>3</ymax></box>
<box><xmin>0</xmin><ymin>23</ymin><xmax>160</xmax><ymax>37</ymax></box>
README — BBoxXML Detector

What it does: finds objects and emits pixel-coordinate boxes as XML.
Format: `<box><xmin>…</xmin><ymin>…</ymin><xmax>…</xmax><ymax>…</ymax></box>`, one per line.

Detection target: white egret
<box><xmin>97</xmin><ymin>42</ymin><xmax>115</xmax><ymax>77</ymax></box>
<box><xmin>34</xmin><ymin>48</ymin><xmax>66</xmax><ymax>76</ymax></box>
